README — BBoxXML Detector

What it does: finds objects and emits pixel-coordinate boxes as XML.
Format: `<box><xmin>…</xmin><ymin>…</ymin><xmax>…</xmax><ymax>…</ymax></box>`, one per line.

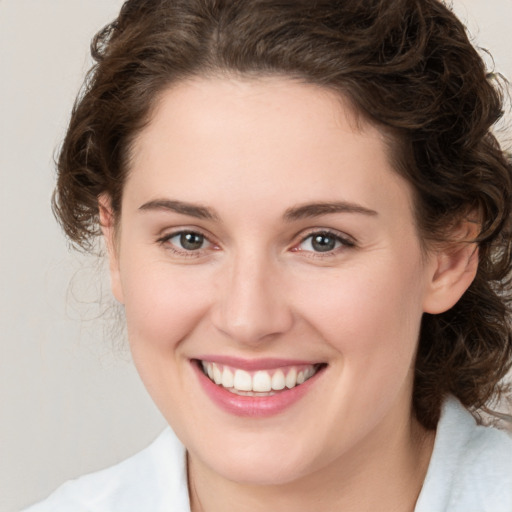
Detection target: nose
<box><xmin>211</xmin><ymin>253</ymin><xmax>294</xmax><ymax>345</ymax></box>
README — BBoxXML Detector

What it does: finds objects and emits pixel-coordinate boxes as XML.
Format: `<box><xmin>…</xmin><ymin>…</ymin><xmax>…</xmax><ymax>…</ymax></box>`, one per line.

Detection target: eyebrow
<box><xmin>138</xmin><ymin>199</ymin><xmax>378</xmax><ymax>222</ymax></box>
<box><xmin>138</xmin><ymin>199</ymin><xmax>219</xmax><ymax>221</ymax></box>
<box><xmin>283</xmin><ymin>201</ymin><xmax>378</xmax><ymax>221</ymax></box>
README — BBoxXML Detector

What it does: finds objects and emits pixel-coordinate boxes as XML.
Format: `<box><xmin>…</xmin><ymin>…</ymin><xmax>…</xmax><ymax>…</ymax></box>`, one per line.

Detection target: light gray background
<box><xmin>1</xmin><ymin>1</ymin><xmax>511</xmax><ymax>511</ymax></box>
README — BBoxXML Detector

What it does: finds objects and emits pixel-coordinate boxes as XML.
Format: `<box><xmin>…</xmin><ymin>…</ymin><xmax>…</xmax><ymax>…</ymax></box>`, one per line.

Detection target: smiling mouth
<box><xmin>198</xmin><ymin>360</ymin><xmax>325</xmax><ymax>396</ymax></box>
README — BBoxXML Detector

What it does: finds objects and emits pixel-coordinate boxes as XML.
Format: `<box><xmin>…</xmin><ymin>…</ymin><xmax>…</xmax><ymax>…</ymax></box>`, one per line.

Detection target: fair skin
<box><xmin>101</xmin><ymin>77</ymin><xmax>477</xmax><ymax>512</ymax></box>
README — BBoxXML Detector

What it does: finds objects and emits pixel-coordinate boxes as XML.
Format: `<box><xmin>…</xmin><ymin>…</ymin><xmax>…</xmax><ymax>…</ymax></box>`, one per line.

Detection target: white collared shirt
<box><xmin>24</xmin><ymin>396</ymin><xmax>512</xmax><ymax>512</ymax></box>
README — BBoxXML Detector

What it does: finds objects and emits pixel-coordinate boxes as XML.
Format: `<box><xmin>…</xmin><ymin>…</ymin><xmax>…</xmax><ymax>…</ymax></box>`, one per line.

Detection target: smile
<box><xmin>200</xmin><ymin>361</ymin><xmax>323</xmax><ymax>396</ymax></box>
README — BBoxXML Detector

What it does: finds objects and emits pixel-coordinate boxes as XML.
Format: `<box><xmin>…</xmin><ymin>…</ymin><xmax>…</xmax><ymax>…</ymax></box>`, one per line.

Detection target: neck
<box><xmin>187</xmin><ymin>411</ymin><xmax>435</xmax><ymax>512</ymax></box>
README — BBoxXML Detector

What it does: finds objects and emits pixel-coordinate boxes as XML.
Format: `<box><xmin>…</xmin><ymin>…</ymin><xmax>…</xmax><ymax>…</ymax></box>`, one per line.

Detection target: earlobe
<box><xmin>98</xmin><ymin>194</ymin><xmax>125</xmax><ymax>304</ymax></box>
<box><xmin>422</xmin><ymin>239</ymin><xmax>479</xmax><ymax>315</ymax></box>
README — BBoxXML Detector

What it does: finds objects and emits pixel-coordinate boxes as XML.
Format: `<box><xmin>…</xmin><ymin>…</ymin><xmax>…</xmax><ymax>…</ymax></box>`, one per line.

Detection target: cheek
<box><xmin>294</xmin><ymin>255</ymin><xmax>426</xmax><ymax>366</ymax></box>
<box><xmin>119</xmin><ymin>260</ymin><xmax>216</xmax><ymax>423</ymax></box>
<box><xmin>120</xmin><ymin>260</ymin><xmax>212</xmax><ymax>351</ymax></box>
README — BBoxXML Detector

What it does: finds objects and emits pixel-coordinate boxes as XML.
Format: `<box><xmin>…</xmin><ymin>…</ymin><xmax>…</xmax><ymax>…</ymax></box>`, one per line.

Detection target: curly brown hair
<box><xmin>54</xmin><ymin>0</ymin><xmax>512</xmax><ymax>429</ymax></box>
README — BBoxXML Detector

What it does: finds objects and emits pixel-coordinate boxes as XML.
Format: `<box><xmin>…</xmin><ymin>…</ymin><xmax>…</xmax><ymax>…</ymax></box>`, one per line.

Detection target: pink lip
<box><xmin>194</xmin><ymin>355</ymin><xmax>319</xmax><ymax>371</ymax></box>
<box><xmin>192</xmin><ymin>359</ymin><xmax>326</xmax><ymax>418</ymax></box>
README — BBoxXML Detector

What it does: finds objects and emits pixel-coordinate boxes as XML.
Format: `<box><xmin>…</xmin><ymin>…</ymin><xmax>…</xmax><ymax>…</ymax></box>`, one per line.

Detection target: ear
<box><xmin>422</xmin><ymin>223</ymin><xmax>479</xmax><ymax>314</ymax></box>
<box><xmin>98</xmin><ymin>194</ymin><xmax>124</xmax><ymax>304</ymax></box>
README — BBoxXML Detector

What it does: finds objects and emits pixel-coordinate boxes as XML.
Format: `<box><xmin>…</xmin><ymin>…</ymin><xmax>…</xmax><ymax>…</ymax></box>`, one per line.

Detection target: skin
<box><xmin>101</xmin><ymin>77</ymin><xmax>478</xmax><ymax>512</ymax></box>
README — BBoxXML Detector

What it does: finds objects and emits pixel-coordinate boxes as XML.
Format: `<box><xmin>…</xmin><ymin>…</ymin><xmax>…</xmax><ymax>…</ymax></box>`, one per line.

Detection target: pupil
<box><xmin>312</xmin><ymin>234</ymin><xmax>335</xmax><ymax>252</ymax></box>
<box><xmin>180</xmin><ymin>232</ymin><xmax>203</xmax><ymax>250</ymax></box>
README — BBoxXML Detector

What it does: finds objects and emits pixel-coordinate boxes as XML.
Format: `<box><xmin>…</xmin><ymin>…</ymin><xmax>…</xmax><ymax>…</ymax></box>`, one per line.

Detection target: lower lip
<box><xmin>192</xmin><ymin>361</ymin><xmax>325</xmax><ymax>417</ymax></box>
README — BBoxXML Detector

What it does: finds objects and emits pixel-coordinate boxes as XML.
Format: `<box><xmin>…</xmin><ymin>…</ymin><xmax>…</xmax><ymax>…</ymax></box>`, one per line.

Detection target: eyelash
<box><xmin>157</xmin><ymin>230</ymin><xmax>216</xmax><ymax>258</ymax></box>
<box><xmin>157</xmin><ymin>228</ymin><xmax>355</xmax><ymax>258</ymax></box>
<box><xmin>292</xmin><ymin>229</ymin><xmax>355</xmax><ymax>258</ymax></box>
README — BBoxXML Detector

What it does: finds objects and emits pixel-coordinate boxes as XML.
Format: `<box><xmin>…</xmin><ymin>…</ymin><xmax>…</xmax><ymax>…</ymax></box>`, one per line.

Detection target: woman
<box><xmin>25</xmin><ymin>0</ymin><xmax>512</xmax><ymax>511</ymax></box>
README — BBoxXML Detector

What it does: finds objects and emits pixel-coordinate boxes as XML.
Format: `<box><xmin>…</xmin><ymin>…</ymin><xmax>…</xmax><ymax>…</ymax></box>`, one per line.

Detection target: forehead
<box><xmin>125</xmin><ymin>77</ymin><xmax>412</xmax><ymax>222</ymax></box>
<box><xmin>134</xmin><ymin>76</ymin><xmax>380</xmax><ymax>156</ymax></box>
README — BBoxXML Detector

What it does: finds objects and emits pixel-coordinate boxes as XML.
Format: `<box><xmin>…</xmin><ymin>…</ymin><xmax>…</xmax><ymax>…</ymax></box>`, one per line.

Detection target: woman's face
<box><xmin>107</xmin><ymin>77</ymin><xmax>439</xmax><ymax>485</ymax></box>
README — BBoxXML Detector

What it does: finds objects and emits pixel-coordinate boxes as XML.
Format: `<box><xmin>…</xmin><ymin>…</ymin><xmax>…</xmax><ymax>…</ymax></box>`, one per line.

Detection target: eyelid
<box><xmin>291</xmin><ymin>228</ymin><xmax>356</xmax><ymax>255</ymax></box>
<box><xmin>298</xmin><ymin>227</ymin><xmax>356</xmax><ymax>244</ymax></box>
<box><xmin>156</xmin><ymin>227</ymin><xmax>219</xmax><ymax>257</ymax></box>
<box><xmin>155</xmin><ymin>226</ymin><xmax>355</xmax><ymax>258</ymax></box>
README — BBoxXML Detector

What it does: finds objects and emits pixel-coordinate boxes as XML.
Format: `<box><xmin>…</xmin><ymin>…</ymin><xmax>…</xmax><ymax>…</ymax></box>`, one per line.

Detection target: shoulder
<box><xmin>416</xmin><ymin>396</ymin><xmax>512</xmax><ymax>512</ymax></box>
<box><xmin>22</xmin><ymin>428</ymin><xmax>190</xmax><ymax>512</ymax></box>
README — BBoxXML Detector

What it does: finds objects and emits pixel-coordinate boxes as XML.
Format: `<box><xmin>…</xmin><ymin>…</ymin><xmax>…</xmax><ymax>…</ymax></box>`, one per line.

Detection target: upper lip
<box><xmin>193</xmin><ymin>355</ymin><xmax>323</xmax><ymax>371</ymax></box>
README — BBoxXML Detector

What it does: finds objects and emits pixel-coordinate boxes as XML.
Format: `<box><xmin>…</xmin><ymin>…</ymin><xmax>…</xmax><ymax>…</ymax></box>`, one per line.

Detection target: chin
<box><xmin>190</xmin><ymin>434</ymin><xmax>326</xmax><ymax>487</ymax></box>
<box><xmin>214</xmin><ymin>459</ymin><xmax>310</xmax><ymax>486</ymax></box>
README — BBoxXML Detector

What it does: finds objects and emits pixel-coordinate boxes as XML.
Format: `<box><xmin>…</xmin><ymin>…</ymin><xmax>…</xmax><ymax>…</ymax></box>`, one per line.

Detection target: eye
<box><xmin>158</xmin><ymin>230</ymin><xmax>214</xmax><ymax>254</ymax></box>
<box><xmin>295</xmin><ymin>231</ymin><xmax>354</xmax><ymax>254</ymax></box>
<box><xmin>173</xmin><ymin>232</ymin><xmax>206</xmax><ymax>251</ymax></box>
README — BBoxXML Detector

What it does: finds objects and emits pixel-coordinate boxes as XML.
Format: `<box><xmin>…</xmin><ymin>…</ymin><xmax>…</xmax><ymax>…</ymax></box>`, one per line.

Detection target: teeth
<box><xmin>202</xmin><ymin>360</ymin><xmax>215</xmax><ymax>381</ymax></box>
<box><xmin>233</xmin><ymin>369</ymin><xmax>252</xmax><ymax>391</ymax></box>
<box><xmin>285</xmin><ymin>367</ymin><xmax>297</xmax><ymax>389</ymax></box>
<box><xmin>253</xmin><ymin>371</ymin><xmax>272</xmax><ymax>392</ymax></box>
<box><xmin>304</xmin><ymin>367</ymin><xmax>315</xmax><ymax>380</ymax></box>
<box><xmin>221</xmin><ymin>367</ymin><xmax>234</xmax><ymax>388</ymax></box>
<box><xmin>201</xmin><ymin>361</ymin><xmax>320</xmax><ymax>393</ymax></box>
<box><xmin>213</xmin><ymin>364</ymin><xmax>222</xmax><ymax>385</ymax></box>
<box><xmin>271</xmin><ymin>370</ymin><xmax>285</xmax><ymax>391</ymax></box>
